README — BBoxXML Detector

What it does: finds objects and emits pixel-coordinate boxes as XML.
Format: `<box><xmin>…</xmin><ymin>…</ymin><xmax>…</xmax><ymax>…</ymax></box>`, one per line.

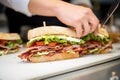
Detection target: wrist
<box><xmin>53</xmin><ymin>1</ymin><xmax>72</xmax><ymax>17</ymax></box>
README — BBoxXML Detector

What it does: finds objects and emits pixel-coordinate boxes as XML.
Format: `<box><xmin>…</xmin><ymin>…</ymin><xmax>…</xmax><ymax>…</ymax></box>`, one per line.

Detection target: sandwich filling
<box><xmin>18</xmin><ymin>33</ymin><xmax>112</xmax><ymax>60</ymax></box>
<box><xmin>0</xmin><ymin>39</ymin><xmax>22</xmax><ymax>56</ymax></box>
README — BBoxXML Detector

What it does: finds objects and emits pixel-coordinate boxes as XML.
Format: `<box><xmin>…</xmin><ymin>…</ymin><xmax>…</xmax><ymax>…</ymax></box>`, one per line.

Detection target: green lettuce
<box><xmin>88</xmin><ymin>48</ymin><xmax>99</xmax><ymax>54</ymax></box>
<box><xmin>6</xmin><ymin>39</ymin><xmax>22</xmax><ymax>48</ymax></box>
<box><xmin>27</xmin><ymin>35</ymin><xmax>85</xmax><ymax>47</ymax></box>
<box><xmin>27</xmin><ymin>33</ymin><xmax>111</xmax><ymax>47</ymax></box>
<box><xmin>81</xmin><ymin>33</ymin><xmax>111</xmax><ymax>44</ymax></box>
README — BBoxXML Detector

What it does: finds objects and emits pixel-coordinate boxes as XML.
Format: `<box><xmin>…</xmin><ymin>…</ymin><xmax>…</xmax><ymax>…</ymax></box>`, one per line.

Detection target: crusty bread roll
<box><xmin>0</xmin><ymin>48</ymin><xmax>20</xmax><ymax>55</ymax></box>
<box><xmin>28</xmin><ymin>48</ymin><xmax>110</xmax><ymax>63</ymax></box>
<box><xmin>28</xmin><ymin>26</ymin><xmax>77</xmax><ymax>40</ymax></box>
<box><xmin>98</xmin><ymin>24</ymin><xmax>109</xmax><ymax>37</ymax></box>
<box><xmin>29</xmin><ymin>52</ymin><xmax>79</xmax><ymax>63</ymax></box>
<box><xmin>0</xmin><ymin>32</ymin><xmax>21</xmax><ymax>40</ymax></box>
<box><xmin>100</xmin><ymin>48</ymin><xmax>109</xmax><ymax>54</ymax></box>
<box><xmin>28</xmin><ymin>25</ymin><xmax>109</xmax><ymax>40</ymax></box>
<box><xmin>9</xmin><ymin>48</ymin><xmax>20</xmax><ymax>53</ymax></box>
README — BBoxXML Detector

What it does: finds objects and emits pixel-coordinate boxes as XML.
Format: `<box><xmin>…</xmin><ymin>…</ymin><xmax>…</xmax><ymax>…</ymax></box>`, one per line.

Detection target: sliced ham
<box><xmin>0</xmin><ymin>45</ymin><xmax>10</xmax><ymax>49</ymax></box>
<box><xmin>81</xmin><ymin>41</ymin><xmax>102</xmax><ymax>49</ymax></box>
<box><xmin>19</xmin><ymin>44</ymin><xmax>84</xmax><ymax>59</ymax></box>
<box><xmin>0</xmin><ymin>44</ymin><xmax>22</xmax><ymax>50</ymax></box>
<box><xmin>19</xmin><ymin>41</ymin><xmax>112</xmax><ymax>60</ymax></box>
<box><xmin>99</xmin><ymin>41</ymin><xmax>112</xmax><ymax>51</ymax></box>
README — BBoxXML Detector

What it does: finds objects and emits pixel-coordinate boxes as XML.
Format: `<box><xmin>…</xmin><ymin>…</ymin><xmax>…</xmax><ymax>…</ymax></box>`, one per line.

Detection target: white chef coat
<box><xmin>71</xmin><ymin>0</ymin><xmax>92</xmax><ymax>8</ymax></box>
<box><xmin>0</xmin><ymin>0</ymin><xmax>32</xmax><ymax>16</ymax></box>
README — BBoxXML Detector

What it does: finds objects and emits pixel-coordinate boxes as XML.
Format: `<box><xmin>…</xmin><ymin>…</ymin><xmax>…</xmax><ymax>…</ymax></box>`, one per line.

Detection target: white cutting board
<box><xmin>0</xmin><ymin>43</ymin><xmax>120</xmax><ymax>80</ymax></box>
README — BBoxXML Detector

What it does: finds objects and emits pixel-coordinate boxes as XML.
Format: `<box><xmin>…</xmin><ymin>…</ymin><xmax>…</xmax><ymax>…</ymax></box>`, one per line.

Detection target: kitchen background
<box><xmin>0</xmin><ymin>1</ymin><xmax>120</xmax><ymax>80</ymax></box>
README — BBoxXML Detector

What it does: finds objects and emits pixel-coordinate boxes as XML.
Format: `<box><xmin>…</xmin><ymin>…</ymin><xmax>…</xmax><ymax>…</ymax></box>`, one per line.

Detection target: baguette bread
<box><xmin>0</xmin><ymin>32</ymin><xmax>20</xmax><ymax>40</ymax></box>
<box><xmin>28</xmin><ymin>26</ymin><xmax>77</xmax><ymax>40</ymax></box>
<box><xmin>28</xmin><ymin>48</ymin><xmax>110</xmax><ymax>63</ymax></box>
<box><xmin>100</xmin><ymin>48</ymin><xmax>109</xmax><ymax>54</ymax></box>
<box><xmin>28</xmin><ymin>25</ymin><xmax>109</xmax><ymax>40</ymax></box>
<box><xmin>0</xmin><ymin>48</ymin><xmax>20</xmax><ymax>56</ymax></box>
<box><xmin>29</xmin><ymin>52</ymin><xmax>79</xmax><ymax>63</ymax></box>
<box><xmin>98</xmin><ymin>24</ymin><xmax>109</xmax><ymax>37</ymax></box>
<box><xmin>0</xmin><ymin>32</ymin><xmax>22</xmax><ymax>56</ymax></box>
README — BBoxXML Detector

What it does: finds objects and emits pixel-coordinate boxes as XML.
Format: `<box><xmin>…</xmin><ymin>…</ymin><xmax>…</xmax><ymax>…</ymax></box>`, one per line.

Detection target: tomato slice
<box><xmin>48</xmin><ymin>42</ymin><xmax>57</xmax><ymax>47</ymax></box>
<box><xmin>36</xmin><ymin>41</ymin><xmax>45</xmax><ymax>46</ymax></box>
<box><xmin>0</xmin><ymin>40</ymin><xmax>8</xmax><ymax>45</ymax></box>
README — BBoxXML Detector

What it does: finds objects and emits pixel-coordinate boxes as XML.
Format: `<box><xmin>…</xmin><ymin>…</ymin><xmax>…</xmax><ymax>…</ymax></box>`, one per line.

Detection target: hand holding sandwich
<box><xmin>54</xmin><ymin>2</ymin><xmax>99</xmax><ymax>38</ymax></box>
<box><xmin>0</xmin><ymin>0</ymin><xmax>99</xmax><ymax>38</ymax></box>
<box><xmin>29</xmin><ymin>0</ymin><xmax>99</xmax><ymax>38</ymax></box>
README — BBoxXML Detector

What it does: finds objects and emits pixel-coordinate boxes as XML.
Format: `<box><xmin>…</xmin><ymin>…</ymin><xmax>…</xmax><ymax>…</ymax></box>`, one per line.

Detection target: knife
<box><xmin>101</xmin><ymin>0</ymin><xmax>120</xmax><ymax>26</ymax></box>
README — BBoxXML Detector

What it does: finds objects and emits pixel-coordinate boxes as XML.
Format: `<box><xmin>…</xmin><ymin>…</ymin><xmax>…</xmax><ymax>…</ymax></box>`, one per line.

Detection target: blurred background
<box><xmin>0</xmin><ymin>0</ymin><xmax>120</xmax><ymax>41</ymax></box>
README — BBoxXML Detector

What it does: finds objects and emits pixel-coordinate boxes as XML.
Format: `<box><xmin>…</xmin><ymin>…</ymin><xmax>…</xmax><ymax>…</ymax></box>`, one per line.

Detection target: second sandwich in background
<box><xmin>0</xmin><ymin>32</ymin><xmax>23</xmax><ymax>56</ymax></box>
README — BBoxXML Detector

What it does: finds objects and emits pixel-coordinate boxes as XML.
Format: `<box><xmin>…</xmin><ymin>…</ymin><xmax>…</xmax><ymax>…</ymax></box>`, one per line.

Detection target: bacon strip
<box><xmin>18</xmin><ymin>44</ymin><xmax>84</xmax><ymax>59</ymax></box>
<box><xmin>19</xmin><ymin>41</ymin><xmax>112</xmax><ymax>60</ymax></box>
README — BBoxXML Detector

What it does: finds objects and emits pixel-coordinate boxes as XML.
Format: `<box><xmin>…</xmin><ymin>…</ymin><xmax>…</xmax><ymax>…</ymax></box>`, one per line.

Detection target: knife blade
<box><xmin>101</xmin><ymin>0</ymin><xmax>120</xmax><ymax>26</ymax></box>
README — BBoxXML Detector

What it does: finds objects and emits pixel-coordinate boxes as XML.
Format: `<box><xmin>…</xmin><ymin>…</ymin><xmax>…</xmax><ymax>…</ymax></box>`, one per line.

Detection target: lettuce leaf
<box><xmin>81</xmin><ymin>33</ymin><xmax>111</xmax><ymax>44</ymax></box>
<box><xmin>27</xmin><ymin>33</ymin><xmax>111</xmax><ymax>47</ymax></box>
<box><xmin>88</xmin><ymin>48</ymin><xmax>99</xmax><ymax>54</ymax></box>
<box><xmin>27</xmin><ymin>35</ymin><xmax>85</xmax><ymax>47</ymax></box>
<box><xmin>6</xmin><ymin>39</ymin><xmax>22</xmax><ymax>48</ymax></box>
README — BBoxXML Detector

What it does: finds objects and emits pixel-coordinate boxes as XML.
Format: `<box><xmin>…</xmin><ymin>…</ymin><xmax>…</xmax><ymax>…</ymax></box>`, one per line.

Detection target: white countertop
<box><xmin>0</xmin><ymin>43</ymin><xmax>120</xmax><ymax>80</ymax></box>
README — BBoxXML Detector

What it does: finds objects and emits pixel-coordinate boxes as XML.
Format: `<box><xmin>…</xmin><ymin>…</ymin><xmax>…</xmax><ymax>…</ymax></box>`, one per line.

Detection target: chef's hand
<box><xmin>55</xmin><ymin>2</ymin><xmax>99</xmax><ymax>38</ymax></box>
<box><xmin>29</xmin><ymin>0</ymin><xmax>99</xmax><ymax>38</ymax></box>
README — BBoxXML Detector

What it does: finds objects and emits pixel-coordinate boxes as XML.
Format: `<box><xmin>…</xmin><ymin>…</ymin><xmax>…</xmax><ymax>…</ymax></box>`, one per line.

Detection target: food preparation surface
<box><xmin>0</xmin><ymin>43</ymin><xmax>120</xmax><ymax>80</ymax></box>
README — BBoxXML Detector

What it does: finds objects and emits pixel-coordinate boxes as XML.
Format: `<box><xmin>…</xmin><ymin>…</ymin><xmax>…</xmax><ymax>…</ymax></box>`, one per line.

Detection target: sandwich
<box><xmin>18</xmin><ymin>26</ymin><xmax>112</xmax><ymax>62</ymax></box>
<box><xmin>0</xmin><ymin>32</ymin><xmax>23</xmax><ymax>56</ymax></box>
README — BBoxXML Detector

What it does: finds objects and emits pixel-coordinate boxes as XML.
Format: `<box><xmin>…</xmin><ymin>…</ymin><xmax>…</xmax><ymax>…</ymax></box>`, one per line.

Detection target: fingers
<box><xmin>77</xmin><ymin>9</ymin><xmax>99</xmax><ymax>38</ymax></box>
<box><xmin>82</xmin><ymin>21</ymin><xmax>90</xmax><ymax>36</ymax></box>
<box><xmin>55</xmin><ymin>3</ymin><xmax>99</xmax><ymax>38</ymax></box>
<box><xmin>74</xmin><ymin>17</ymin><xmax>99</xmax><ymax>38</ymax></box>
<box><xmin>75</xmin><ymin>17</ymin><xmax>99</xmax><ymax>38</ymax></box>
<box><xmin>82</xmin><ymin>9</ymin><xmax>99</xmax><ymax>37</ymax></box>
<box><xmin>75</xmin><ymin>24</ymin><xmax>83</xmax><ymax>38</ymax></box>
<box><xmin>89</xmin><ymin>18</ymin><xmax>99</xmax><ymax>35</ymax></box>
<box><xmin>94</xmin><ymin>26</ymin><xmax>98</xmax><ymax>36</ymax></box>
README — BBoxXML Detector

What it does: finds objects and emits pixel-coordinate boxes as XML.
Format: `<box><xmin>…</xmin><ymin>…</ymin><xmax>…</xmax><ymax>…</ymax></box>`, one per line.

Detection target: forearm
<box><xmin>28</xmin><ymin>0</ymin><xmax>64</xmax><ymax>16</ymax></box>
